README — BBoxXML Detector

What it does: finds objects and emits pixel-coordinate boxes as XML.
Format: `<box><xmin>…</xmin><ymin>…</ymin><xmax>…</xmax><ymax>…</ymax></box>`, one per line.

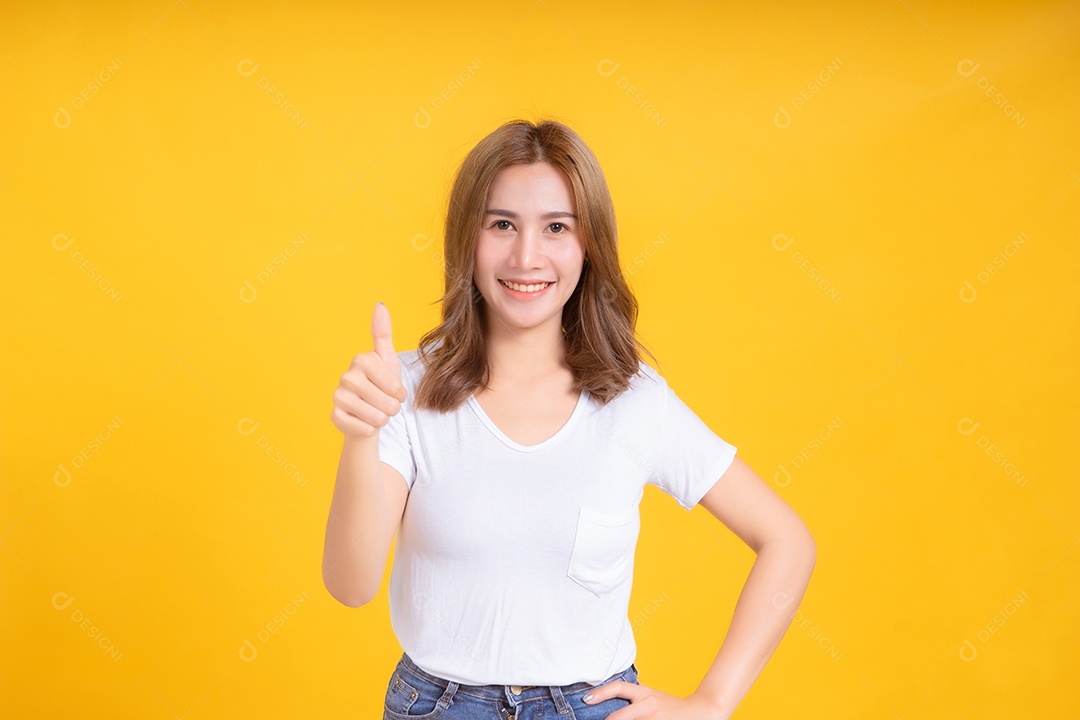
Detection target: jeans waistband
<box><xmin>398</xmin><ymin>651</ymin><xmax>629</xmax><ymax>698</ymax></box>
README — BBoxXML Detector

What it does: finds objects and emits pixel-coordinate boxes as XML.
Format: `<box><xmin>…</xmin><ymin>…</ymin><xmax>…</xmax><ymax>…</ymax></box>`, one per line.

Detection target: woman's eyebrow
<box><xmin>484</xmin><ymin>208</ymin><xmax>577</xmax><ymax>219</ymax></box>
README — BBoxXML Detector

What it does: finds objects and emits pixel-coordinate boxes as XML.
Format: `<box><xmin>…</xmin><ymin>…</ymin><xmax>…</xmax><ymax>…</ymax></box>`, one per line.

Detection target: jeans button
<box><xmin>510</xmin><ymin>685</ymin><xmax>523</xmax><ymax>694</ymax></box>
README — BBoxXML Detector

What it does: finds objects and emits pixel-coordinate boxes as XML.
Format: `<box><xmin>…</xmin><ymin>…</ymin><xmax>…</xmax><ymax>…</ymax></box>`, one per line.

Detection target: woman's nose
<box><xmin>509</xmin><ymin>227</ymin><xmax>541</xmax><ymax>266</ymax></box>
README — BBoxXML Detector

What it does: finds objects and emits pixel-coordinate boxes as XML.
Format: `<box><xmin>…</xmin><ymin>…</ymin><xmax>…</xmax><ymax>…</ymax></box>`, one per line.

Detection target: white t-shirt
<box><xmin>378</xmin><ymin>348</ymin><xmax>738</xmax><ymax>685</ymax></box>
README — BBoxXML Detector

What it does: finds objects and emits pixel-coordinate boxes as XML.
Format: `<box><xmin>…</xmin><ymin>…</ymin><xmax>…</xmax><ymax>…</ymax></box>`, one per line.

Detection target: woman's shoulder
<box><xmin>607</xmin><ymin>359</ymin><xmax>668</xmax><ymax>405</ymax></box>
<box><xmin>392</xmin><ymin>348</ymin><xmax>426</xmax><ymax>388</ymax></box>
<box><xmin>396</xmin><ymin>347</ymin><xmax>423</xmax><ymax>367</ymax></box>
<box><xmin>629</xmin><ymin>358</ymin><xmax>666</xmax><ymax>389</ymax></box>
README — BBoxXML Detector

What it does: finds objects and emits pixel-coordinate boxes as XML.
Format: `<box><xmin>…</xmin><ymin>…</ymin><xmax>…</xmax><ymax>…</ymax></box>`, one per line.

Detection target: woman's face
<box><xmin>473</xmin><ymin>162</ymin><xmax>585</xmax><ymax>340</ymax></box>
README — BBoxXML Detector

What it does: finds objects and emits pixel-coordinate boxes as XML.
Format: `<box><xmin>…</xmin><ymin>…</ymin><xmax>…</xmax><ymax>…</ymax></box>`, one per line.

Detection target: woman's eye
<box><xmin>489</xmin><ymin>220</ymin><xmax>568</xmax><ymax>232</ymax></box>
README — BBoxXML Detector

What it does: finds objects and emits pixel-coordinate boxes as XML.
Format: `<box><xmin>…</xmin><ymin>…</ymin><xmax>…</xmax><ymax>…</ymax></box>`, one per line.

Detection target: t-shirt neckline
<box><xmin>467</xmin><ymin>389</ymin><xmax>589</xmax><ymax>453</ymax></box>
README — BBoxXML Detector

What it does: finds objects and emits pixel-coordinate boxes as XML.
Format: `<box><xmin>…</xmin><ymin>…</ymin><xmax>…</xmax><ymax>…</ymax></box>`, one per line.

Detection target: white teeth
<box><xmin>500</xmin><ymin>280</ymin><xmax>553</xmax><ymax>293</ymax></box>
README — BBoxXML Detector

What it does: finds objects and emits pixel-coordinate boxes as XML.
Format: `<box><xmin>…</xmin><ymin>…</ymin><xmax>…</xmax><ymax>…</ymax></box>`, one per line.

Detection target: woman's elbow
<box><xmin>761</xmin><ymin>523</ymin><xmax>816</xmax><ymax>565</ymax></box>
<box><xmin>323</xmin><ymin>576</ymin><xmax>377</xmax><ymax>608</ymax></box>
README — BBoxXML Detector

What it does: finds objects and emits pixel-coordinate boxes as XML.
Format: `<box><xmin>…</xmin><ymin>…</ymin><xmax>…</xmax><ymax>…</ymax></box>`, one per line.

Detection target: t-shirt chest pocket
<box><xmin>566</xmin><ymin>505</ymin><xmax>641</xmax><ymax>598</ymax></box>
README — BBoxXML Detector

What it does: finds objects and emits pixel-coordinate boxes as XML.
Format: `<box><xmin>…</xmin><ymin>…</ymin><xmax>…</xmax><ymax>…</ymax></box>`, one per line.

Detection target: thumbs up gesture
<box><xmin>331</xmin><ymin>302</ymin><xmax>409</xmax><ymax>438</ymax></box>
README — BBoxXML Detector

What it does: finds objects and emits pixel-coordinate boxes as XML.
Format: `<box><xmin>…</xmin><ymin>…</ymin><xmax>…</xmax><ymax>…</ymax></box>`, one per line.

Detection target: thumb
<box><xmin>371</xmin><ymin>301</ymin><xmax>401</xmax><ymax>380</ymax></box>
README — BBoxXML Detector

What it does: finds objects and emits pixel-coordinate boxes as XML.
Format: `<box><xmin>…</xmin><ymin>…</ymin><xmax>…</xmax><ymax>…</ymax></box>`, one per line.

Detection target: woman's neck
<box><xmin>482</xmin><ymin>313</ymin><xmax>569</xmax><ymax>385</ymax></box>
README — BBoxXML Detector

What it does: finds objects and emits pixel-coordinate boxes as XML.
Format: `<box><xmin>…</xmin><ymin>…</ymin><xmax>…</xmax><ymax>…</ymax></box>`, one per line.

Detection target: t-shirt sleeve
<box><xmin>376</xmin><ymin>354</ymin><xmax>416</xmax><ymax>490</ymax></box>
<box><xmin>648</xmin><ymin>380</ymin><xmax>738</xmax><ymax>511</ymax></box>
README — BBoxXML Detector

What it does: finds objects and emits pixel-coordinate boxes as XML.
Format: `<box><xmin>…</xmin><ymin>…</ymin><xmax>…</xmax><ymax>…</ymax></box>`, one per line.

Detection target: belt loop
<box><xmin>438</xmin><ymin>681</ymin><xmax>459</xmax><ymax>709</ymax></box>
<box><xmin>549</xmin><ymin>684</ymin><xmax>571</xmax><ymax>715</ymax></box>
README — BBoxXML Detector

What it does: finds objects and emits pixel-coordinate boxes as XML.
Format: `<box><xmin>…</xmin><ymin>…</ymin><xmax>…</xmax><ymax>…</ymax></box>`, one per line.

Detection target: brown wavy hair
<box><xmin>413</xmin><ymin>118</ymin><xmax>658</xmax><ymax>412</ymax></box>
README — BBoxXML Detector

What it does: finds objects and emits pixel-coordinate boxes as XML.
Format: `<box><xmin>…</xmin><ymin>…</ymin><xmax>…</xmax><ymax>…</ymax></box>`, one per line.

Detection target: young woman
<box><xmin>324</xmin><ymin>119</ymin><xmax>816</xmax><ymax>720</ymax></box>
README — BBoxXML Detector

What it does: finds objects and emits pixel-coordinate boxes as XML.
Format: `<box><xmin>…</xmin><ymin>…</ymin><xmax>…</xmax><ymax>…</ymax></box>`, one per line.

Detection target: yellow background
<box><xmin>3</xmin><ymin>0</ymin><xmax>1077</xmax><ymax>717</ymax></box>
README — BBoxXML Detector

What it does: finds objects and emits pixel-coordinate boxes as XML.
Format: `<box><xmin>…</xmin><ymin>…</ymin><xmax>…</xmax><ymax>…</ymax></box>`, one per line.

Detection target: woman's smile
<box><xmin>498</xmin><ymin>278</ymin><xmax>556</xmax><ymax>298</ymax></box>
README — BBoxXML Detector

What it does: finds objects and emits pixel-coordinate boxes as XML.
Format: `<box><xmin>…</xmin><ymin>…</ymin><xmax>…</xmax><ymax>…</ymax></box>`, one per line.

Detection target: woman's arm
<box><xmin>321</xmin><ymin>435</ymin><xmax>410</xmax><ymax>607</ymax></box>
<box><xmin>323</xmin><ymin>302</ymin><xmax>411</xmax><ymax>608</ymax></box>
<box><xmin>583</xmin><ymin>455</ymin><xmax>815</xmax><ymax>719</ymax></box>
<box><xmin>689</xmin><ymin>454</ymin><xmax>816</xmax><ymax>715</ymax></box>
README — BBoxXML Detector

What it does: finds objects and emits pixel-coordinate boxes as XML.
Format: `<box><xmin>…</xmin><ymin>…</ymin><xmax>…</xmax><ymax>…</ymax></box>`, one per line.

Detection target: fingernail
<box><xmin>376</xmin><ymin>301</ymin><xmax>384</xmax><ymax>306</ymax></box>
<box><xmin>582</xmin><ymin>693</ymin><xmax>593</xmax><ymax>703</ymax></box>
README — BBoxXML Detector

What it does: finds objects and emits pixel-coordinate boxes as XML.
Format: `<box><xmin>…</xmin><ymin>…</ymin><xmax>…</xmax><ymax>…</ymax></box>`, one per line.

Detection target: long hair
<box><xmin>413</xmin><ymin>118</ymin><xmax>658</xmax><ymax>412</ymax></box>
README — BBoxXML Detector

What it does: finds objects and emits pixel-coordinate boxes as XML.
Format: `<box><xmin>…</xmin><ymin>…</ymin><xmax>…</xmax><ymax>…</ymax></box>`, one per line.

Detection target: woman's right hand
<box><xmin>331</xmin><ymin>302</ymin><xmax>408</xmax><ymax>438</ymax></box>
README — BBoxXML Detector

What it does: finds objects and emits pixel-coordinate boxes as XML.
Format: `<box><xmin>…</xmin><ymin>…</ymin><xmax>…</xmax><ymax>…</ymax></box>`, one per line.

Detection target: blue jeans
<box><xmin>382</xmin><ymin>652</ymin><xmax>641</xmax><ymax>720</ymax></box>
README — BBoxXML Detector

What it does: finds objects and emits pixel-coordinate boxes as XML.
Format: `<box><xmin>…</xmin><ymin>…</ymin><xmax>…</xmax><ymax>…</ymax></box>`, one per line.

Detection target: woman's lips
<box><xmin>498</xmin><ymin>279</ymin><xmax>555</xmax><ymax>298</ymax></box>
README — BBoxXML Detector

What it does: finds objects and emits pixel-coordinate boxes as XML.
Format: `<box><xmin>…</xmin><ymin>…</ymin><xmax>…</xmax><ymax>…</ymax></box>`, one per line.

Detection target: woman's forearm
<box><xmin>692</xmin><ymin>530</ymin><xmax>817</xmax><ymax>718</ymax></box>
<box><xmin>321</xmin><ymin>434</ymin><xmax>391</xmax><ymax>607</ymax></box>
